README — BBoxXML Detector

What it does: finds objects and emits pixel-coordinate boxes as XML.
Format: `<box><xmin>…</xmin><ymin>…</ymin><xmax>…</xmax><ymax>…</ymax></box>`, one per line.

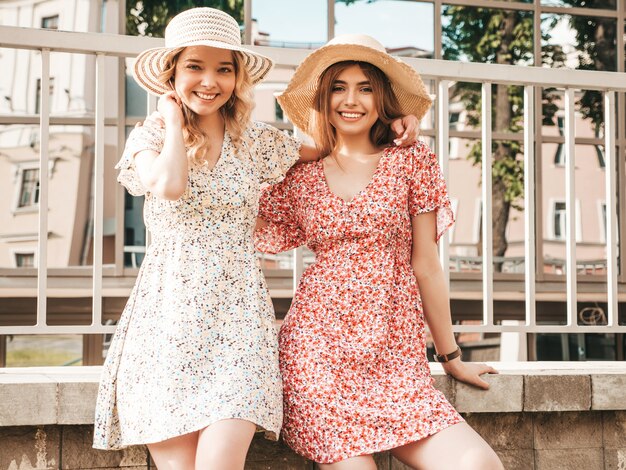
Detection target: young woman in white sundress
<box><xmin>93</xmin><ymin>8</ymin><xmax>420</xmax><ymax>470</ymax></box>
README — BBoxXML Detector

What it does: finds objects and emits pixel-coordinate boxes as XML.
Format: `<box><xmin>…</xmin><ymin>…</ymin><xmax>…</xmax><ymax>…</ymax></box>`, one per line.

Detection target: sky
<box><xmin>251</xmin><ymin>0</ymin><xmax>580</xmax><ymax>65</ymax></box>
<box><xmin>252</xmin><ymin>0</ymin><xmax>434</xmax><ymax>51</ymax></box>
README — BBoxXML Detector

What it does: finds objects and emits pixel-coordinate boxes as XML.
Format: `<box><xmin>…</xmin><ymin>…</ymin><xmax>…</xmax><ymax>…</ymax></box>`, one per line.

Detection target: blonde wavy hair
<box><xmin>157</xmin><ymin>47</ymin><xmax>255</xmax><ymax>162</ymax></box>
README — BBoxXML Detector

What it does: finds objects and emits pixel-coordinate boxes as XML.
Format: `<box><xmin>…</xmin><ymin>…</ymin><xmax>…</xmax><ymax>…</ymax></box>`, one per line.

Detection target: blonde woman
<box><xmin>256</xmin><ymin>35</ymin><xmax>503</xmax><ymax>469</ymax></box>
<box><xmin>93</xmin><ymin>10</ymin><xmax>419</xmax><ymax>470</ymax></box>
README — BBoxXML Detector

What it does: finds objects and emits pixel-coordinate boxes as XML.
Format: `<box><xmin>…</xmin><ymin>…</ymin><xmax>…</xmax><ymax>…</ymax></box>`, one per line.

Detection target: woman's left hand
<box><xmin>391</xmin><ymin>115</ymin><xmax>420</xmax><ymax>147</ymax></box>
<box><xmin>441</xmin><ymin>358</ymin><xmax>498</xmax><ymax>390</ymax></box>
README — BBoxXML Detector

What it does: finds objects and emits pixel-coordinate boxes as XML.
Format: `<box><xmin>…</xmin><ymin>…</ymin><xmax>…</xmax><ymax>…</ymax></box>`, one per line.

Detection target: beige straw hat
<box><xmin>278</xmin><ymin>34</ymin><xmax>432</xmax><ymax>134</ymax></box>
<box><xmin>133</xmin><ymin>7</ymin><xmax>273</xmax><ymax>95</ymax></box>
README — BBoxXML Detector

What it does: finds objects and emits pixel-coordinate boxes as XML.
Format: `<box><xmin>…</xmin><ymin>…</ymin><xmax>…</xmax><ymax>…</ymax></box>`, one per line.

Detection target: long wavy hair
<box><xmin>312</xmin><ymin>61</ymin><xmax>403</xmax><ymax>159</ymax></box>
<box><xmin>157</xmin><ymin>47</ymin><xmax>255</xmax><ymax>162</ymax></box>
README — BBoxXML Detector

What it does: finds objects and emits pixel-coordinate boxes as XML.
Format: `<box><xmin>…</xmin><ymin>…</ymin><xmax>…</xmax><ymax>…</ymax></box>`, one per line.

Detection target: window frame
<box><xmin>13</xmin><ymin>162</ymin><xmax>40</xmax><ymax>213</ymax></box>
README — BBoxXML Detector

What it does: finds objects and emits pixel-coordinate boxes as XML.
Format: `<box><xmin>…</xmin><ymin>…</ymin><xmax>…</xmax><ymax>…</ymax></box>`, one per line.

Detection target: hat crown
<box><xmin>325</xmin><ymin>34</ymin><xmax>386</xmax><ymax>53</ymax></box>
<box><xmin>164</xmin><ymin>7</ymin><xmax>242</xmax><ymax>48</ymax></box>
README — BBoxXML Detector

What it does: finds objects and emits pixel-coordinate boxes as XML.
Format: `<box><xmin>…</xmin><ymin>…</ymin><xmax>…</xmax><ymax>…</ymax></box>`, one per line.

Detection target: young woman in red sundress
<box><xmin>255</xmin><ymin>34</ymin><xmax>504</xmax><ymax>469</ymax></box>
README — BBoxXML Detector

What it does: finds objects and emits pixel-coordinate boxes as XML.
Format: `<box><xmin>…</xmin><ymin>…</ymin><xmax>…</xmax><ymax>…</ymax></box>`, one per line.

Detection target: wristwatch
<box><xmin>434</xmin><ymin>346</ymin><xmax>462</xmax><ymax>363</ymax></box>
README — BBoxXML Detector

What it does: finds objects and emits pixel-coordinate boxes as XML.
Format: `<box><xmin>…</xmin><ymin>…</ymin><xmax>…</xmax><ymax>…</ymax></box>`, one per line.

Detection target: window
<box><xmin>553</xmin><ymin>201</ymin><xmax>566</xmax><ymax>239</ymax></box>
<box><xmin>274</xmin><ymin>98</ymin><xmax>284</xmax><ymax>122</ymax></box>
<box><xmin>35</xmin><ymin>77</ymin><xmax>54</xmax><ymax>114</ymax></box>
<box><xmin>594</xmin><ymin>128</ymin><xmax>605</xmax><ymax>168</ymax></box>
<box><xmin>600</xmin><ymin>202</ymin><xmax>608</xmax><ymax>242</ymax></box>
<box><xmin>15</xmin><ymin>253</ymin><xmax>35</xmax><ymax>268</ymax></box>
<box><xmin>554</xmin><ymin>116</ymin><xmax>565</xmax><ymax>166</ymax></box>
<box><xmin>41</xmin><ymin>15</ymin><xmax>59</xmax><ymax>30</ymax></box>
<box><xmin>550</xmin><ymin>200</ymin><xmax>582</xmax><ymax>241</ymax></box>
<box><xmin>18</xmin><ymin>168</ymin><xmax>40</xmax><ymax>208</ymax></box>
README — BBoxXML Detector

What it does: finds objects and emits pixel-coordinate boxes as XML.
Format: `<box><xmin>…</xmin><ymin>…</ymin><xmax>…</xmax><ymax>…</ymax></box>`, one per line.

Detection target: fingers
<box><xmin>390</xmin><ymin>119</ymin><xmax>405</xmax><ymax>137</ymax></box>
<box><xmin>134</xmin><ymin>122</ymin><xmax>141</xmax><ymax>128</ymax></box>
<box><xmin>473</xmin><ymin>376</ymin><xmax>490</xmax><ymax>390</ymax></box>
<box><xmin>477</xmin><ymin>363</ymin><xmax>499</xmax><ymax>375</ymax></box>
<box><xmin>393</xmin><ymin>132</ymin><xmax>410</xmax><ymax>147</ymax></box>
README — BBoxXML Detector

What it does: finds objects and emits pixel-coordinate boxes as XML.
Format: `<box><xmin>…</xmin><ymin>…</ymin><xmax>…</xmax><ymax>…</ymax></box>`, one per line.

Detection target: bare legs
<box><xmin>148</xmin><ymin>432</ymin><xmax>197</xmax><ymax>470</ymax></box>
<box><xmin>147</xmin><ymin>419</ymin><xmax>256</xmax><ymax>470</ymax></box>
<box><xmin>317</xmin><ymin>423</ymin><xmax>503</xmax><ymax>470</ymax></box>
<box><xmin>195</xmin><ymin>419</ymin><xmax>256</xmax><ymax>469</ymax></box>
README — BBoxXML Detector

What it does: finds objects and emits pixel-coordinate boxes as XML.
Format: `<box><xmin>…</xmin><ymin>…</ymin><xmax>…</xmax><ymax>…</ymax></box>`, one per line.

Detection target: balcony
<box><xmin>0</xmin><ymin>22</ymin><xmax>625</xmax><ymax>470</ymax></box>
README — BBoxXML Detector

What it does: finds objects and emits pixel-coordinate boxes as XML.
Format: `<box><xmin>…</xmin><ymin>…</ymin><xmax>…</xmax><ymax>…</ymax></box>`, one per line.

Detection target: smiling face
<box><xmin>328</xmin><ymin>64</ymin><xmax>380</xmax><ymax>140</ymax></box>
<box><xmin>172</xmin><ymin>46</ymin><xmax>236</xmax><ymax>117</ymax></box>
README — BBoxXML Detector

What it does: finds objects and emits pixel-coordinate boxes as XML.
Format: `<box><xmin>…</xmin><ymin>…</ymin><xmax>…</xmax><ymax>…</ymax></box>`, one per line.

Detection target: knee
<box><xmin>460</xmin><ymin>447</ymin><xmax>504</xmax><ymax>470</ymax></box>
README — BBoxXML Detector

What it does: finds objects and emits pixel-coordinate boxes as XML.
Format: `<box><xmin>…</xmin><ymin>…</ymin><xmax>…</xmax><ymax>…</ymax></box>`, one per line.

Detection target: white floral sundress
<box><xmin>93</xmin><ymin>121</ymin><xmax>300</xmax><ymax>450</ymax></box>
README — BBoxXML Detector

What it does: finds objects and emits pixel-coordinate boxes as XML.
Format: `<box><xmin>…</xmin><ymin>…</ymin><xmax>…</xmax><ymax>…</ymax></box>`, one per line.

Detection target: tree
<box><xmin>564</xmin><ymin>10</ymin><xmax>617</xmax><ymax>132</ymax></box>
<box><xmin>443</xmin><ymin>7</ymin><xmax>564</xmax><ymax>269</ymax></box>
<box><xmin>126</xmin><ymin>0</ymin><xmax>244</xmax><ymax>37</ymax></box>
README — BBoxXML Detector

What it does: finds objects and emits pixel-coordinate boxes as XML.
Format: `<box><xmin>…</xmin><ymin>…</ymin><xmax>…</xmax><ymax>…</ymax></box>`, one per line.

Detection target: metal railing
<box><xmin>0</xmin><ymin>25</ymin><xmax>625</xmax><ymax>336</ymax></box>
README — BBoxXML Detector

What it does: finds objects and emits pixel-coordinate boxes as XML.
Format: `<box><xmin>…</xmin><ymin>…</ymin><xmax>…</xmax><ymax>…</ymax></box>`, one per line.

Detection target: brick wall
<box><xmin>1</xmin><ymin>364</ymin><xmax>625</xmax><ymax>469</ymax></box>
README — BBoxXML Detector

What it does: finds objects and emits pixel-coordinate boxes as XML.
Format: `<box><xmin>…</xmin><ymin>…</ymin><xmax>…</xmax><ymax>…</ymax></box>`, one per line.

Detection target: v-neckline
<box><xmin>200</xmin><ymin>130</ymin><xmax>230</xmax><ymax>173</ymax></box>
<box><xmin>319</xmin><ymin>147</ymin><xmax>390</xmax><ymax>205</ymax></box>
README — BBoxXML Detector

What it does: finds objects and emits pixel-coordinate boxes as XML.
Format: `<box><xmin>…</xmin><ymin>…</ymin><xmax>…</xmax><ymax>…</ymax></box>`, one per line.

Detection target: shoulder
<box><xmin>387</xmin><ymin>141</ymin><xmax>437</xmax><ymax>174</ymax></box>
<box><xmin>279</xmin><ymin>160</ymin><xmax>317</xmax><ymax>187</ymax></box>
<box><xmin>128</xmin><ymin>124</ymin><xmax>165</xmax><ymax>143</ymax></box>
<box><xmin>246</xmin><ymin>121</ymin><xmax>298</xmax><ymax>144</ymax></box>
<box><xmin>245</xmin><ymin>121</ymin><xmax>279</xmax><ymax>139</ymax></box>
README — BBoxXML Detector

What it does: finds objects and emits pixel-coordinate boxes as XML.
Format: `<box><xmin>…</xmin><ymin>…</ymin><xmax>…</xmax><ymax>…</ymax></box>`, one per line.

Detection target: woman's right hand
<box><xmin>442</xmin><ymin>358</ymin><xmax>498</xmax><ymax>390</ymax></box>
<box><xmin>157</xmin><ymin>91</ymin><xmax>184</xmax><ymax>127</ymax></box>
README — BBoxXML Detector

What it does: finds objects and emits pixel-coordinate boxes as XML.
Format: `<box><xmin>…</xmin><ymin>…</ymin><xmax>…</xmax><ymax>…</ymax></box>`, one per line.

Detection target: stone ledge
<box><xmin>1</xmin><ymin>363</ymin><xmax>626</xmax><ymax>426</ymax></box>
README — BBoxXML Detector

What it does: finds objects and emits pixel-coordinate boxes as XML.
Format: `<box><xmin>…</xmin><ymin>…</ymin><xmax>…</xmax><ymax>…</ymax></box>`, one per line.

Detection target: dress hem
<box><xmin>93</xmin><ymin>415</ymin><xmax>280</xmax><ymax>451</ymax></box>
<box><xmin>292</xmin><ymin>415</ymin><xmax>464</xmax><ymax>464</ymax></box>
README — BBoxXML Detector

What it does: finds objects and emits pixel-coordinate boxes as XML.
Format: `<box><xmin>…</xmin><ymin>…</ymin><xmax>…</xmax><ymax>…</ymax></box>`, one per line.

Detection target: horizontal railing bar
<box><xmin>451</xmin><ymin>325</ymin><xmax>626</xmax><ymax>333</ymax></box>
<box><xmin>441</xmin><ymin>0</ymin><xmax>619</xmax><ymax>18</ymax></box>
<box><xmin>0</xmin><ymin>116</ymin><xmax>121</xmax><ymax>126</ymax></box>
<box><xmin>0</xmin><ymin>326</ymin><xmax>117</xmax><ymax>334</ymax></box>
<box><xmin>0</xmin><ymin>118</ymin><xmax>611</xmax><ymax>147</ymax></box>
<box><xmin>2</xmin><ymin>324</ymin><xmax>625</xmax><ymax>335</ymax></box>
<box><xmin>0</xmin><ymin>25</ymin><xmax>159</xmax><ymax>56</ymax></box>
<box><xmin>1</xmin><ymin>26</ymin><xmax>626</xmax><ymax>91</ymax></box>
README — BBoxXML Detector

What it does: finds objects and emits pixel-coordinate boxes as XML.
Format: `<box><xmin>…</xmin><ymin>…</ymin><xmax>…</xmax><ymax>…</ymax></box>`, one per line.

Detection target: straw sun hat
<box><xmin>278</xmin><ymin>34</ymin><xmax>432</xmax><ymax>134</ymax></box>
<box><xmin>133</xmin><ymin>7</ymin><xmax>273</xmax><ymax>95</ymax></box>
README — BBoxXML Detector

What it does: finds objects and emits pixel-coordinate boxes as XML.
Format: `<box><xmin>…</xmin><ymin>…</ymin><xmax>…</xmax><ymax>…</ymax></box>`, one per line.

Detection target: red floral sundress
<box><xmin>255</xmin><ymin>142</ymin><xmax>463</xmax><ymax>464</ymax></box>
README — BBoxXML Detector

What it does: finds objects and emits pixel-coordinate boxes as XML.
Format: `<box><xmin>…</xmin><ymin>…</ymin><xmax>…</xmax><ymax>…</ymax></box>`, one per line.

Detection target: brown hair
<box><xmin>158</xmin><ymin>48</ymin><xmax>254</xmax><ymax>162</ymax></box>
<box><xmin>312</xmin><ymin>61</ymin><xmax>403</xmax><ymax>158</ymax></box>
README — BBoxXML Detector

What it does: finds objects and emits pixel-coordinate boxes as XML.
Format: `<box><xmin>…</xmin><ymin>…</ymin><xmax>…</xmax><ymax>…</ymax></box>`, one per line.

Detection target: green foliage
<box><xmin>566</xmin><ymin>13</ymin><xmax>616</xmax><ymax>132</ymax></box>
<box><xmin>442</xmin><ymin>7</ymin><xmax>568</xmax><ymax>212</ymax></box>
<box><xmin>126</xmin><ymin>0</ymin><xmax>244</xmax><ymax>37</ymax></box>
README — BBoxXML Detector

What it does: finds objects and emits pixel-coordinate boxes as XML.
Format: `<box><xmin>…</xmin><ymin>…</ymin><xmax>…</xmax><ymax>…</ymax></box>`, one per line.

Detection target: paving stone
<box><xmin>432</xmin><ymin>374</ymin><xmax>455</xmax><ymax>405</ymax></box>
<box><xmin>245</xmin><ymin>435</ymin><xmax>310</xmax><ymax>469</ymax></box>
<box><xmin>533</xmin><ymin>411</ymin><xmax>602</xmax><ymax>450</ymax></box>
<box><xmin>592</xmin><ymin>375</ymin><xmax>626</xmax><ymax>411</ymax></box>
<box><xmin>390</xmin><ymin>455</ymin><xmax>412</xmax><ymax>469</ymax></box>
<box><xmin>58</xmin><ymin>382</ymin><xmax>99</xmax><ymax>424</ymax></box>
<box><xmin>603</xmin><ymin>411</ymin><xmax>626</xmax><ymax>448</ymax></box>
<box><xmin>373</xmin><ymin>451</ymin><xmax>390</xmax><ymax>469</ymax></box>
<box><xmin>455</xmin><ymin>375</ymin><xmax>522</xmax><ymax>412</ymax></box>
<box><xmin>61</xmin><ymin>425</ymin><xmax>148</xmax><ymax>469</ymax></box>
<box><xmin>0</xmin><ymin>383</ymin><xmax>57</xmax><ymax>426</ymax></box>
<box><xmin>496</xmin><ymin>449</ymin><xmax>535</xmax><ymax>470</ymax></box>
<box><xmin>464</xmin><ymin>412</ymin><xmax>532</xmax><ymax>450</ymax></box>
<box><xmin>534</xmin><ymin>448</ymin><xmax>603</xmax><ymax>470</ymax></box>
<box><xmin>524</xmin><ymin>375</ymin><xmax>591</xmax><ymax>412</ymax></box>
<box><xmin>604</xmin><ymin>448</ymin><xmax>626</xmax><ymax>470</ymax></box>
<box><xmin>0</xmin><ymin>426</ymin><xmax>60</xmax><ymax>470</ymax></box>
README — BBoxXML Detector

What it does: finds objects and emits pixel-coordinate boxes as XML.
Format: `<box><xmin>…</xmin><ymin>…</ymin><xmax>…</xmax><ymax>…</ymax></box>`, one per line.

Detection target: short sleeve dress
<box><xmin>93</xmin><ymin>121</ymin><xmax>300</xmax><ymax>450</ymax></box>
<box><xmin>255</xmin><ymin>142</ymin><xmax>463</xmax><ymax>464</ymax></box>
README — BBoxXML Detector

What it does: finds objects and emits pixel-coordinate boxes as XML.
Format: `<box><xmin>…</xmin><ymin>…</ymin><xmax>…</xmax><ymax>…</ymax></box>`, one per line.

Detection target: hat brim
<box><xmin>277</xmin><ymin>43</ymin><xmax>432</xmax><ymax>136</ymax></box>
<box><xmin>133</xmin><ymin>41</ymin><xmax>274</xmax><ymax>96</ymax></box>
